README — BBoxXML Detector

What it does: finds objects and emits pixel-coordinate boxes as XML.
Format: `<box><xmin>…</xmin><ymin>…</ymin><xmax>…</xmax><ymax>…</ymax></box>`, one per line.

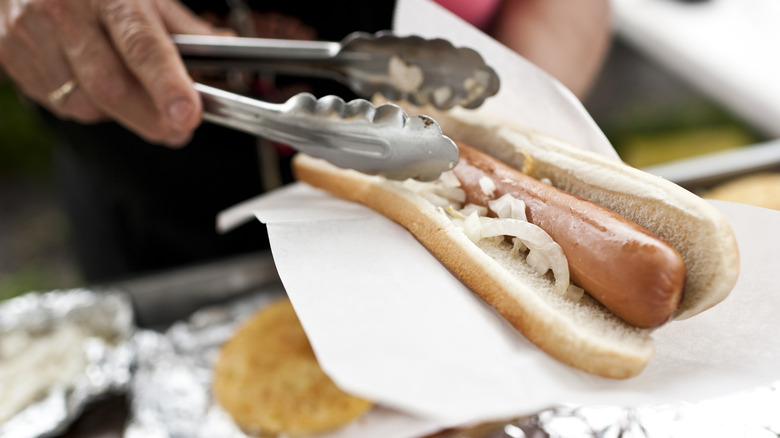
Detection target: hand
<box><xmin>0</xmin><ymin>0</ymin><xmax>224</xmax><ymax>146</ymax></box>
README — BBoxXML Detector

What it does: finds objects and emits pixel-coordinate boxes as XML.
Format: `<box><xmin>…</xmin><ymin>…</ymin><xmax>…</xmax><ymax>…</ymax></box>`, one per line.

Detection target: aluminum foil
<box><xmin>481</xmin><ymin>384</ymin><xmax>780</xmax><ymax>438</ymax></box>
<box><xmin>122</xmin><ymin>282</ymin><xmax>780</xmax><ymax>438</ymax></box>
<box><xmin>0</xmin><ymin>288</ymin><xmax>135</xmax><ymax>438</ymax></box>
<box><xmin>124</xmin><ymin>285</ymin><xmax>284</xmax><ymax>438</ymax></box>
<box><xmin>4</xmin><ymin>285</ymin><xmax>780</xmax><ymax>438</ymax></box>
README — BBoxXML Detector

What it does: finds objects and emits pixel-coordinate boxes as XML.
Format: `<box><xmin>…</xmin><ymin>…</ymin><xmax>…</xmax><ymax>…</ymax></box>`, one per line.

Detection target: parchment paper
<box><xmin>218</xmin><ymin>183</ymin><xmax>780</xmax><ymax>426</ymax></box>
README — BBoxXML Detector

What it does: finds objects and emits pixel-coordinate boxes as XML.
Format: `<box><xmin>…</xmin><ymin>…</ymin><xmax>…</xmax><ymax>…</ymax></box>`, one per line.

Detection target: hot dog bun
<box><xmin>291</xmin><ymin>102</ymin><xmax>739</xmax><ymax>378</ymax></box>
<box><xmin>395</xmin><ymin>103</ymin><xmax>740</xmax><ymax>321</ymax></box>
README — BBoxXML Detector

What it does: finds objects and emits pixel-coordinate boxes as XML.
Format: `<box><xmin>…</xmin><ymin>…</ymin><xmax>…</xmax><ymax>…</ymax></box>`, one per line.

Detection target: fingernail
<box><xmin>168</xmin><ymin>98</ymin><xmax>194</xmax><ymax>128</ymax></box>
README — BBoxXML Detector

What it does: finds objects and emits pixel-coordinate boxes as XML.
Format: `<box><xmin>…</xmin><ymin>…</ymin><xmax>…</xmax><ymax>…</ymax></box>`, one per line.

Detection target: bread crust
<box><xmin>291</xmin><ymin>103</ymin><xmax>739</xmax><ymax>378</ymax></box>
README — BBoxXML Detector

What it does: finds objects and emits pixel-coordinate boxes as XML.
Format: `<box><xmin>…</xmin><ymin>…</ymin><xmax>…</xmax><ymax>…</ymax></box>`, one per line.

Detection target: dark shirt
<box><xmin>45</xmin><ymin>1</ymin><xmax>395</xmax><ymax>282</ymax></box>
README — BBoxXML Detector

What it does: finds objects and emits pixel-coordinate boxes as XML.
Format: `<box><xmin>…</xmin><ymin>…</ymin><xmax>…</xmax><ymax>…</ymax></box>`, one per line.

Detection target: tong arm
<box><xmin>177</xmin><ymin>32</ymin><xmax>499</xmax><ymax>110</ymax></box>
<box><xmin>173</xmin><ymin>34</ymin><xmax>340</xmax><ymax>60</ymax></box>
<box><xmin>195</xmin><ymin>83</ymin><xmax>458</xmax><ymax>181</ymax></box>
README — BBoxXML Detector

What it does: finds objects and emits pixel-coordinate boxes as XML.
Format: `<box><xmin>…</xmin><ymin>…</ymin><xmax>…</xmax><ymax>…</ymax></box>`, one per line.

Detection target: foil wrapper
<box><xmin>477</xmin><ymin>382</ymin><xmax>780</xmax><ymax>438</ymax></box>
<box><xmin>125</xmin><ymin>285</ymin><xmax>285</xmax><ymax>438</ymax></box>
<box><xmin>4</xmin><ymin>284</ymin><xmax>780</xmax><ymax>438</ymax></box>
<box><xmin>0</xmin><ymin>288</ymin><xmax>135</xmax><ymax>438</ymax></box>
<box><xmin>122</xmin><ymin>281</ymin><xmax>780</xmax><ymax>438</ymax></box>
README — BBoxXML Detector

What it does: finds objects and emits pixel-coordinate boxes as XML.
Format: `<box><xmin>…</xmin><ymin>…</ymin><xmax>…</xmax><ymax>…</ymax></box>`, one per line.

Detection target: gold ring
<box><xmin>47</xmin><ymin>79</ymin><xmax>78</xmax><ymax>106</ymax></box>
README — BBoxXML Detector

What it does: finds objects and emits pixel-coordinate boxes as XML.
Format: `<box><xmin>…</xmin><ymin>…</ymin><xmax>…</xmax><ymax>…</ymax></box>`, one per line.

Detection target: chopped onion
<box><xmin>463</xmin><ymin>74</ymin><xmax>489</xmax><ymax>104</ymax></box>
<box><xmin>510</xmin><ymin>237</ymin><xmax>527</xmax><ymax>255</ymax></box>
<box><xmin>403</xmin><ymin>171</ymin><xmax>465</xmax><ymax>207</ymax></box>
<box><xmin>460</xmin><ymin>203</ymin><xmax>488</xmax><ymax>217</ymax></box>
<box><xmin>526</xmin><ymin>248</ymin><xmax>551</xmax><ymax>275</ymax></box>
<box><xmin>433</xmin><ymin>86</ymin><xmax>454</xmax><ymax>108</ymax></box>
<box><xmin>462</xmin><ymin>211</ymin><xmax>482</xmax><ymax>243</ymax></box>
<box><xmin>488</xmin><ymin>194</ymin><xmax>527</xmax><ymax>221</ymax></box>
<box><xmin>479</xmin><ymin>217</ymin><xmax>570</xmax><ymax>297</ymax></box>
<box><xmin>565</xmin><ymin>284</ymin><xmax>585</xmax><ymax>301</ymax></box>
<box><xmin>442</xmin><ymin>186</ymin><xmax>467</xmax><ymax>204</ymax></box>
<box><xmin>478</xmin><ymin>218</ymin><xmax>551</xmax><ymax>249</ymax></box>
<box><xmin>478</xmin><ymin>176</ymin><xmax>496</xmax><ymax>197</ymax></box>
<box><xmin>388</xmin><ymin>55</ymin><xmax>424</xmax><ymax>93</ymax></box>
<box><xmin>420</xmin><ymin>190</ymin><xmax>451</xmax><ymax>208</ymax></box>
<box><xmin>407</xmin><ymin>171</ymin><xmax>576</xmax><ymax>300</ymax></box>
<box><xmin>402</xmin><ymin>178</ymin><xmax>432</xmax><ymax>193</ymax></box>
<box><xmin>438</xmin><ymin>170</ymin><xmax>461</xmax><ymax>188</ymax></box>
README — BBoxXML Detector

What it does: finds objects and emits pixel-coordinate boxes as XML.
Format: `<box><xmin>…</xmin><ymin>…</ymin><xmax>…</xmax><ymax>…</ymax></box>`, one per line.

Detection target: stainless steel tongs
<box><xmin>196</xmin><ymin>83</ymin><xmax>458</xmax><ymax>181</ymax></box>
<box><xmin>176</xmin><ymin>32</ymin><xmax>500</xmax><ymax>180</ymax></box>
<box><xmin>175</xmin><ymin>31</ymin><xmax>500</xmax><ymax>110</ymax></box>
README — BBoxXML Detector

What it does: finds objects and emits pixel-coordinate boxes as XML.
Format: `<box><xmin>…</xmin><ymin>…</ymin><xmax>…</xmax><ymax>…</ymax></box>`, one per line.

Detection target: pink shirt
<box><xmin>434</xmin><ymin>0</ymin><xmax>502</xmax><ymax>30</ymax></box>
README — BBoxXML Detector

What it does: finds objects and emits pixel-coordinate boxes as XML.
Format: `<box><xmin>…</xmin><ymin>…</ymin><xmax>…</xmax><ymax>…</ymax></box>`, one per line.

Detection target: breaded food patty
<box><xmin>704</xmin><ymin>172</ymin><xmax>780</xmax><ymax>211</ymax></box>
<box><xmin>213</xmin><ymin>297</ymin><xmax>373</xmax><ymax>436</ymax></box>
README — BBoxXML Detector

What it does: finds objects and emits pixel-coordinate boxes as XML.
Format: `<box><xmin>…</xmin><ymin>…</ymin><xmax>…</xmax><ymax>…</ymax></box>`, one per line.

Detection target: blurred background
<box><xmin>0</xmin><ymin>79</ymin><xmax>81</xmax><ymax>301</ymax></box>
<box><xmin>0</xmin><ymin>0</ymin><xmax>775</xmax><ymax>301</ymax></box>
<box><xmin>589</xmin><ymin>40</ymin><xmax>762</xmax><ymax>170</ymax></box>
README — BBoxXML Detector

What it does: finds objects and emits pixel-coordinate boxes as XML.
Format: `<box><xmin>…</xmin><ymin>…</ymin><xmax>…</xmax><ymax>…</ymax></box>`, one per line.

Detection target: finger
<box><xmin>0</xmin><ymin>2</ymin><xmax>105</xmax><ymax>122</ymax></box>
<box><xmin>42</xmin><ymin>65</ymin><xmax>107</xmax><ymax>124</ymax></box>
<box><xmin>50</xmin><ymin>0</ymin><xmax>195</xmax><ymax>145</ymax></box>
<box><xmin>53</xmin><ymin>3</ymin><xmax>187</xmax><ymax>145</ymax></box>
<box><xmin>97</xmin><ymin>0</ymin><xmax>202</xmax><ymax>134</ymax></box>
<box><xmin>31</xmin><ymin>21</ymin><xmax>106</xmax><ymax>121</ymax></box>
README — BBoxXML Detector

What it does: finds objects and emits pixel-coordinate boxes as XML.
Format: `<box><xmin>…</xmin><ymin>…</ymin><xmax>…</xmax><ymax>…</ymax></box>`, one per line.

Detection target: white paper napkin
<box><xmin>219</xmin><ymin>183</ymin><xmax>780</xmax><ymax>427</ymax></box>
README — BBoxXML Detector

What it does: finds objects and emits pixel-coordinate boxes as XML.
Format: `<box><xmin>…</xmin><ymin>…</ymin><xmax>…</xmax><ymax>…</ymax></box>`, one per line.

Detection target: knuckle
<box><xmin>120</xmin><ymin>23</ymin><xmax>160</xmax><ymax>66</ymax></box>
<box><xmin>101</xmin><ymin>2</ymin><xmax>161</xmax><ymax>66</ymax></box>
<box><xmin>2</xmin><ymin>0</ymin><xmax>66</xmax><ymax>53</ymax></box>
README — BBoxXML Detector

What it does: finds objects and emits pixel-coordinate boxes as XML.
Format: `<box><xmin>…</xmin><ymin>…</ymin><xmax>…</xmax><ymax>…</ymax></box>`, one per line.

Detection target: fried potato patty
<box><xmin>704</xmin><ymin>172</ymin><xmax>780</xmax><ymax>211</ymax></box>
<box><xmin>213</xmin><ymin>297</ymin><xmax>373</xmax><ymax>436</ymax></box>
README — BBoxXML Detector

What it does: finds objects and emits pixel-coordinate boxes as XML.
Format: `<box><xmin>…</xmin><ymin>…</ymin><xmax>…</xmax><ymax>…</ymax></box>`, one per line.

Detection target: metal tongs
<box><xmin>196</xmin><ymin>84</ymin><xmax>458</xmax><ymax>181</ymax></box>
<box><xmin>175</xmin><ymin>31</ymin><xmax>500</xmax><ymax>110</ymax></box>
<box><xmin>175</xmin><ymin>32</ymin><xmax>501</xmax><ymax>180</ymax></box>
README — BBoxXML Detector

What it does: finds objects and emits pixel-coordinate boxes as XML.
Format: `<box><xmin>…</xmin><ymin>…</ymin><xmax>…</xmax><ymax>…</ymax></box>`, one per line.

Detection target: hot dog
<box><xmin>453</xmin><ymin>141</ymin><xmax>686</xmax><ymax>328</ymax></box>
<box><xmin>291</xmin><ymin>102</ymin><xmax>739</xmax><ymax>378</ymax></box>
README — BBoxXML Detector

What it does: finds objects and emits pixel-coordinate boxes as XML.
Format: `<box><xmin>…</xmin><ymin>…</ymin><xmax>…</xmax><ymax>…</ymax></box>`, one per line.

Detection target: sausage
<box><xmin>452</xmin><ymin>141</ymin><xmax>686</xmax><ymax>328</ymax></box>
